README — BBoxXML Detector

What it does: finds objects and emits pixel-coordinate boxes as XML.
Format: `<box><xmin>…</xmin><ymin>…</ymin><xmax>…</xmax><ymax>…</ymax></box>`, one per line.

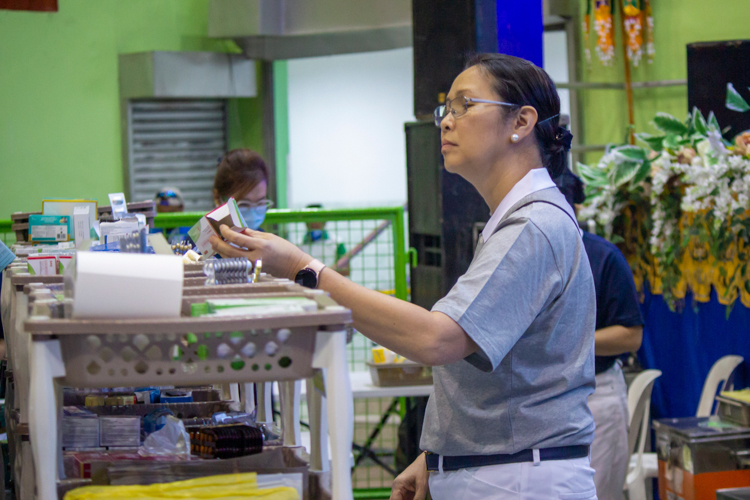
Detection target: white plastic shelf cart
<box><xmin>23</xmin><ymin>293</ymin><xmax>354</xmax><ymax>500</ymax></box>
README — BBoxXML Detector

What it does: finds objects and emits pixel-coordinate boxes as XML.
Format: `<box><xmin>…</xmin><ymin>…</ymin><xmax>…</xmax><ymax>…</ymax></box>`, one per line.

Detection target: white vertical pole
<box><xmin>312</xmin><ymin>331</ymin><xmax>352</xmax><ymax>500</ymax></box>
<box><xmin>29</xmin><ymin>339</ymin><xmax>65</xmax><ymax>500</ymax></box>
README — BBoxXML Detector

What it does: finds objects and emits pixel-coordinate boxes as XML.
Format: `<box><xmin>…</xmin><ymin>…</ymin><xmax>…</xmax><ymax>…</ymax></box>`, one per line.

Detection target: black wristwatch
<box><xmin>294</xmin><ymin>259</ymin><xmax>326</xmax><ymax>289</ymax></box>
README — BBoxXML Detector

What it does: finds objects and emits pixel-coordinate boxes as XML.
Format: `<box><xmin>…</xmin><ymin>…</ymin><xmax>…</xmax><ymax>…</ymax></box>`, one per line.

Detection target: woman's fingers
<box><xmin>220</xmin><ymin>225</ymin><xmax>261</xmax><ymax>250</ymax></box>
<box><xmin>209</xmin><ymin>237</ymin><xmax>240</xmax><ymax>257</ymax></box>
<box><xmin>209</xmin><ymin>235</ymin><xmax>256</xmax><ymax>260</ymax></box>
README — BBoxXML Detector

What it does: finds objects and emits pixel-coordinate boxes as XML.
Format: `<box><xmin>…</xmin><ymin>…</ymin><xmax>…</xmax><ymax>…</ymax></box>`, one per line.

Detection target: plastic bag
<box><xmin>142</xmin><ymin>416</ymin><xmax>190</xmax><ymax>457</ymax></box>
<box><xmin>63</xmin><ymin>472</ymin><xmax>299</xmax><ymax>499</ymax></box>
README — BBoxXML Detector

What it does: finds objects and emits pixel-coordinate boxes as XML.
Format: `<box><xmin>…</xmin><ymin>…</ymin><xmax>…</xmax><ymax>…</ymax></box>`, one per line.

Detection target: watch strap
<box><xmin>297</xmin><ymin>259</ymin><xmax>326</xmax><ymax>289</ymax></box>
<box><xmin>305</xmin><ymin>258</ymin><xmax>326</xmax><ymax>276</ymax></box>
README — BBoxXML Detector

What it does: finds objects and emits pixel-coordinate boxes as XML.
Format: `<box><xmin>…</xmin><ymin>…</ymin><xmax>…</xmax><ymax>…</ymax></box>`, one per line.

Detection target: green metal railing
<box><xmin>2</xmin><ymin>207</ymin><xmax>408</xmax><ymax>301</ymax></box>
<box><xmin>154</xmin><ymin>206</ymin><xmax>408</xmax><ymax>302</ymax></box>
<box><xmin>0</xmin><ymin>219</ymin><xmax>14</xmax><ymax>246</ymax></box>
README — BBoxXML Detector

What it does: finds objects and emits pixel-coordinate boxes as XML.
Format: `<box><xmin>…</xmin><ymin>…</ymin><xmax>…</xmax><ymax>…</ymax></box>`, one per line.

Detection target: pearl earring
<box><xmin>511</xmin><ymin>134</ymin><xmax>519</xmax><ymax>143</ymax></box>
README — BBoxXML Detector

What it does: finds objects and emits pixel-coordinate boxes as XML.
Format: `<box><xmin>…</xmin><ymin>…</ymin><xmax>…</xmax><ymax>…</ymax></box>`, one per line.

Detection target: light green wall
<box><xmin>0</xmin><ymin>0</ymin><xmax>264</xmax><ymax>218</ymax></box>
<box><xmin>579</xmin><ymin>0</ymin><xmax>749</xmax><ymax>163</ymax></box>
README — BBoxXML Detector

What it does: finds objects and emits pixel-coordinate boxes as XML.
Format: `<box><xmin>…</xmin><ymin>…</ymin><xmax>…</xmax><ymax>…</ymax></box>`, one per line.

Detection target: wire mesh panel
<box><xmin>261</xmin><ymin>208</ymin><xmax>408</xmax><ymax>492</ymax></box>
<box><xmin>266</xmin><ymin>217</ymin><xmax>397</xmax><ymax>373</ymax></box>
<box><xmin>351</xmin><ymin>397</ymin><xmax>401</xmax><ymax>491</ymax></box>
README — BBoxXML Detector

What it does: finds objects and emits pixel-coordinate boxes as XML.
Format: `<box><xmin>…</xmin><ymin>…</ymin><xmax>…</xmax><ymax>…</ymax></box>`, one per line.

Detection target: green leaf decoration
<box><xmin>726</xmin><ymin>83</ymin><xmax>750</xmax><ymax>112</ymax></box>
<box><xmin>610</xmin><ymin>234</ymin><xmax>625</xmax><ymax>244</ymax></box>
<box><xmin>708</xmin><ymin>111</ymin><xmax>721</xmax><ymax>131</ymax></box>
<box><xmin>664</xmin><ymin>134</ymin><xmax>683</xmax><ymax>151</ymax></box>
<box><xmin>691</xmin><ymin>107</ymin><xmax>708</xmax><ymax>136</ymax></box>
<box><xmin>689</xmin><ymin>132</ymin><xmax>706</xmax><ymax>146</ymax></box>
<box><xmin>635</xmin><ymin>133</ymin><xmax>665</xmax><ymax>152</ymax></box>
<box><xmin>653</xmin><ymin>112</ymin><xmax>689</xmax><ymax>136</ymax></box>
<box><xmin>614</xmin><ymin>145</ymin><xmax>648</xmax><ymax>161</ymax></box>
<box><xmin>577</xmin><ymin>162</ymin><xmax>609</xmax><ymax>187</ymax></box>
<box><xmin>583</xmin><ymin>185</ymin><xmax>601</xmax><ymax>199</ymax></box>
<box><xmin>611</xmin><ymin>158</ymin><xmax>642</xmax><ymax>187</ymax></box>
<box><xmin>630</xmin><ymin>158</ymin><xmax>652</xmax><ymax>187</ymax></box>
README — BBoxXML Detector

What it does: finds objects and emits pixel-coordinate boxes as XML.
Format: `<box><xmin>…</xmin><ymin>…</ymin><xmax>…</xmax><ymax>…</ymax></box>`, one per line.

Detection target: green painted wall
<box><xmin>579</xmin><ymin>0</ymin><xmax>749</xmax><ymax>163</ymax></box>
<box><xmin>0</xmin><ymin>0</ymin><xmax>264</xmax><ymax>218</ymax></box>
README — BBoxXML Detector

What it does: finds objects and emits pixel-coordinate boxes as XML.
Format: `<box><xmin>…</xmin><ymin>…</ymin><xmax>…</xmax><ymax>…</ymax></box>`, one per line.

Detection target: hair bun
<box><xmin>555</xmin><ymin>127</ymin><xmax>573</xmax><ymax>151</ymax></box>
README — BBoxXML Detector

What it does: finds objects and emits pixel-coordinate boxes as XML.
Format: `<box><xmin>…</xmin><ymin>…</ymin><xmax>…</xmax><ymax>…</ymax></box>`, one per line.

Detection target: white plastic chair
<box><xmin>696</xmin><ymin>355</ymin><xmax>744</xmax><ymax>417</ymax></box>
<box><xmin>624</xmin><ymin>369</ymin><xmax>662</xmax><ymax>500</ymax></box>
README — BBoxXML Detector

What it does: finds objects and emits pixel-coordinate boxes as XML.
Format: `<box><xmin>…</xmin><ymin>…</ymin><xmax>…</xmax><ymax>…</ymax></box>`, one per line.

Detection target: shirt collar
<box><xmin>481</xmin><ymin>168</ymin><xmax>557</xmax><ymax>243</ymax></box>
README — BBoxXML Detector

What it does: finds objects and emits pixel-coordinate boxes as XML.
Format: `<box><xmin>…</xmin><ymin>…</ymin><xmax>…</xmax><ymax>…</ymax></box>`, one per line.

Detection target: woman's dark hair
<box><xmin>553</xmin><ymin>167</ymin><xmax>586</xmax><ymax>210</ymax></box>
<box><xmin>213</xmin><ymin>148</ymin><xmax>269</xmax><ymax>202</ymax></box>
<box><xmin>465</xmin><ymin>53</ymin><xmax>571</xmax><ymax>177</ymax></box>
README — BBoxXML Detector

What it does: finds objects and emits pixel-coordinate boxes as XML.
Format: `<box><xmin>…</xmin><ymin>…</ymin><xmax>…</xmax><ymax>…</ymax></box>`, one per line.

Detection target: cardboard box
<box><xmin>28</xmin><ymin>214</ymin><xmax>72</xmax><ymax>242</ymax></box>
<box><xmin>58</xmin><ymin>254</ymin><xmax>74</xmax><ymax>274</ymax></box>
<box><xmin>68</xmin><ymin>451</ymin><xmax>185</xmax><ymax>479</ymax></box>
<box><xmin>62</xmin><ymin>407</ymin><xmax>100</xmax><ymax>449</ymax></box>
<box><xmin>187</xmin><ymin>198</ymin><xmax>247</xmax><ymax>256</ymax></box>
<box><xmin>99</xmin><ymin>416</ymin><xmax>141</xmax><ymax>448</ymax></box>
<box><xmin>84</xmin><ymin>395</ymin><xmax>105</xmax><ymax>407</ymax></box>
<box><xmin>73</xmin><ymin>205</ymin><xmax>92</xmax><ymax>242</ymax></box>
<box><xmin>27</xmin><ymin>255</ymin><xmax>58</xmax><ymax>276</ymax></box>
<box><xmin>99</xmin><ymin>218</ymin><xmax>140</xmax><ymax>243</ymax></box>
<box><xmin>43</xmin><ymin>199</ymin><xmax>97</xmax><ymax>232</ymax></box>
<box><xmin>103</xmin><ymin>395</ymin><xmax>135</xmax><ymax>406</ymax></box>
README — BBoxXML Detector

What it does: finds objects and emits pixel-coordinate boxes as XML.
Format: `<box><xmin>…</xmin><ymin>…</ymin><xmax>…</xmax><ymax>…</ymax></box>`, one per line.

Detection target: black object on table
<box><xmin>718</xmin><ymin>487</ymin><xmax>750</xmax><ymax>500</ymax></box>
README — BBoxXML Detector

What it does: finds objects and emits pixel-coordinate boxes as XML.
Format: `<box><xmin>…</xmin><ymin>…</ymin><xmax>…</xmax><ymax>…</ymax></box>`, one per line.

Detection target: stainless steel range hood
<box><xmin>207</xmin><ymin>0</ymin><xmax>412</xmax><ymax>60</ymax></box>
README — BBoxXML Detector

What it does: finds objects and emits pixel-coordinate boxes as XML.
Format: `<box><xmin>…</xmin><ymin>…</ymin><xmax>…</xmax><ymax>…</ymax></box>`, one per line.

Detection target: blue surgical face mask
<box><xmin>309</xmin><ymin>229</ymin><xmax>324</xmax><ymax>242</ymax></box>
<box><xmin>240</xmin><ymin>205</ymin><xmax>267</xmax><ymax>230</ymax></box>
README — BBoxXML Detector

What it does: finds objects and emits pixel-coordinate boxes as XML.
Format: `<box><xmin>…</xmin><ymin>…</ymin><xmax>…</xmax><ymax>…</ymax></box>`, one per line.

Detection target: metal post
<box><xmin>564</xmin><ymin>15</ymin><xmax>584</xmax><ymax>169</ymax></box>
<box><xmin>260</xmin><ymin>60</ymin><xmax>278</xmax><ymax>206</ymax></box>
<box><xmin>392</xmin><ymin>206</ymin><xmax>408</xmax><ymax>301</ymax></box>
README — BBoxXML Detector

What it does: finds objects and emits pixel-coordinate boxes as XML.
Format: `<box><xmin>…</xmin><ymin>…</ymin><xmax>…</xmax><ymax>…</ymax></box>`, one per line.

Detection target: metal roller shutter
<box><xmin>127</xmin><ymin>100</ymin><xmax>227</xmax><ymax>212</ymax></box>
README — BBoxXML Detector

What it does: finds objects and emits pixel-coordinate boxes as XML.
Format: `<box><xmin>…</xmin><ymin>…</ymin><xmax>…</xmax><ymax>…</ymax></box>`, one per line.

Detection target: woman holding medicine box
<box><xmin>210</xmin><ymin>54</ymin><xmax>598</xmax><ymax>500</ymax></box>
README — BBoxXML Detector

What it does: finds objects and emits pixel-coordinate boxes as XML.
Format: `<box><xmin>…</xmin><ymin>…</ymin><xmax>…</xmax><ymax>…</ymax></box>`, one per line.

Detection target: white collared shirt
<box><xmin>481</xmin><ymin>168</ymin><xmax>557</xmax><ymax>243</ymax></box>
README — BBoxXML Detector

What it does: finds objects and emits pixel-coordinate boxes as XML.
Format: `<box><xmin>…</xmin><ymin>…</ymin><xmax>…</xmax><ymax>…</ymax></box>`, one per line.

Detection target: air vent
<box><xmin>127</xmin><ymin>100</ymin><xmax>227</xmax><ymax>212</ymax></box>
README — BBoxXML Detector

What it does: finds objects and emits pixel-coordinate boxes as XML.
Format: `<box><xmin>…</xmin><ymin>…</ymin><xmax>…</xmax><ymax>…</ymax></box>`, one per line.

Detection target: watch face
<box><xmin>295</xmin><ymin>268</ymin><xmax>317</xmax><ymax>289</ymax></box>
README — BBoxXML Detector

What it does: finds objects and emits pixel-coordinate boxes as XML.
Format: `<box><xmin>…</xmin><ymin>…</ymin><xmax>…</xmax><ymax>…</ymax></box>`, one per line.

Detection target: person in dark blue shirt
<box><xmin>555</xmin><ymin>167</ymin><xmax>644</xmax><ymax>500</ymax></box>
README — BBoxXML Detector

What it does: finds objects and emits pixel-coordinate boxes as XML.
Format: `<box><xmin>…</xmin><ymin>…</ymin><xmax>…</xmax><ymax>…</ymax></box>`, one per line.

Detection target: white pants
<box><xmin>428</xmin><ymin>456</ymin><xmax>597</xmax><ymax>499</ymax></box>
<box><xmin>588</xmin><ymin>362</ymin><xmax>630</xmax><ymax>500</ymax></box>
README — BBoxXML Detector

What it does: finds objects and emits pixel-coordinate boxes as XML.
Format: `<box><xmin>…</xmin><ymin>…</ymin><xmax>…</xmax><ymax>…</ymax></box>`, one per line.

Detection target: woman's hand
<box><xmin>390</xmin><ymin>453</ymin><xmax>429</xmax><ymax>500</ymax></box>
<box><xmin>209</xmin><ymin>225</ymin><xmax>312</xmax><ymax>280</ymax></box>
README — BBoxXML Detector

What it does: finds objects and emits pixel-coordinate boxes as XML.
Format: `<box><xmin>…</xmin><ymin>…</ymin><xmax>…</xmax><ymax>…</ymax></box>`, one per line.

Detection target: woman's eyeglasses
<box><xmin>434</xmin><ymin>96</ymin><xmax>518</xmax><ymax>127</ymax></box>
<box><xmin>236</xmin><ymin>199</ymin><xmax>274</xmax><ymax>210</ymax></box>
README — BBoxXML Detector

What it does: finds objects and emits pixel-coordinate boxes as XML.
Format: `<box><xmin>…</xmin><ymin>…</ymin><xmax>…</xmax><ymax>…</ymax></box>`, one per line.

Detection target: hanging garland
<box><xmin>583</xmin><ymin>0</ymin><xmax>655</xmax><ymax>67</ymax></box>
<box><xmin>622</xmin><ymin>0</ymin><xmax>644</xmax><ymax>66</ymax></box>
<box><xmin>644</xmin><ymin>0</ymin><xmax>655</xmax><ymax>64</ymax></box>
<box><xmin>583</xmin><ymin>1</ymin><xmax>593</xmax><ymax>66</ymax></box>
<box><xmin>593</xmin><ymin>0</ymin><xmax>616</xmax><ymax>66</ymax></box>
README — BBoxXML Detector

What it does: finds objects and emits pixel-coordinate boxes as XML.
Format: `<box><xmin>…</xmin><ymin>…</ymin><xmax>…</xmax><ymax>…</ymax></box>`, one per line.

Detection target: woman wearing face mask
<box><xmin>210</xmin><ymin>54</ymin><xmax>597</xmax><ymax>499</ymax></box>
<box><xmin>213</xmin><ymin>148</ymin><xmax>272</xmax><ymax>230</ymax></box>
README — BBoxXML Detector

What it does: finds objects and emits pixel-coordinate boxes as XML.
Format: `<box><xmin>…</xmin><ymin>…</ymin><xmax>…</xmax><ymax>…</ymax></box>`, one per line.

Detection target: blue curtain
<box><xmin>638</xmin><ymin>286</ymin><xmax>750</xmax><ymax>420</ymax></box>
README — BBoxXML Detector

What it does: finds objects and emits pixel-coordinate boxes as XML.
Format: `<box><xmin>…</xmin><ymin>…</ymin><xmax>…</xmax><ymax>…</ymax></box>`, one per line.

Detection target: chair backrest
<box><xmin>627</xmin><ymin>369</ymin><xmax>662</xmax><ymax>465</ymax></box>
<box><xmin>696</xmin><ymin>355</ymin><xmax>744</xmax><ymax>417</ymax></box>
